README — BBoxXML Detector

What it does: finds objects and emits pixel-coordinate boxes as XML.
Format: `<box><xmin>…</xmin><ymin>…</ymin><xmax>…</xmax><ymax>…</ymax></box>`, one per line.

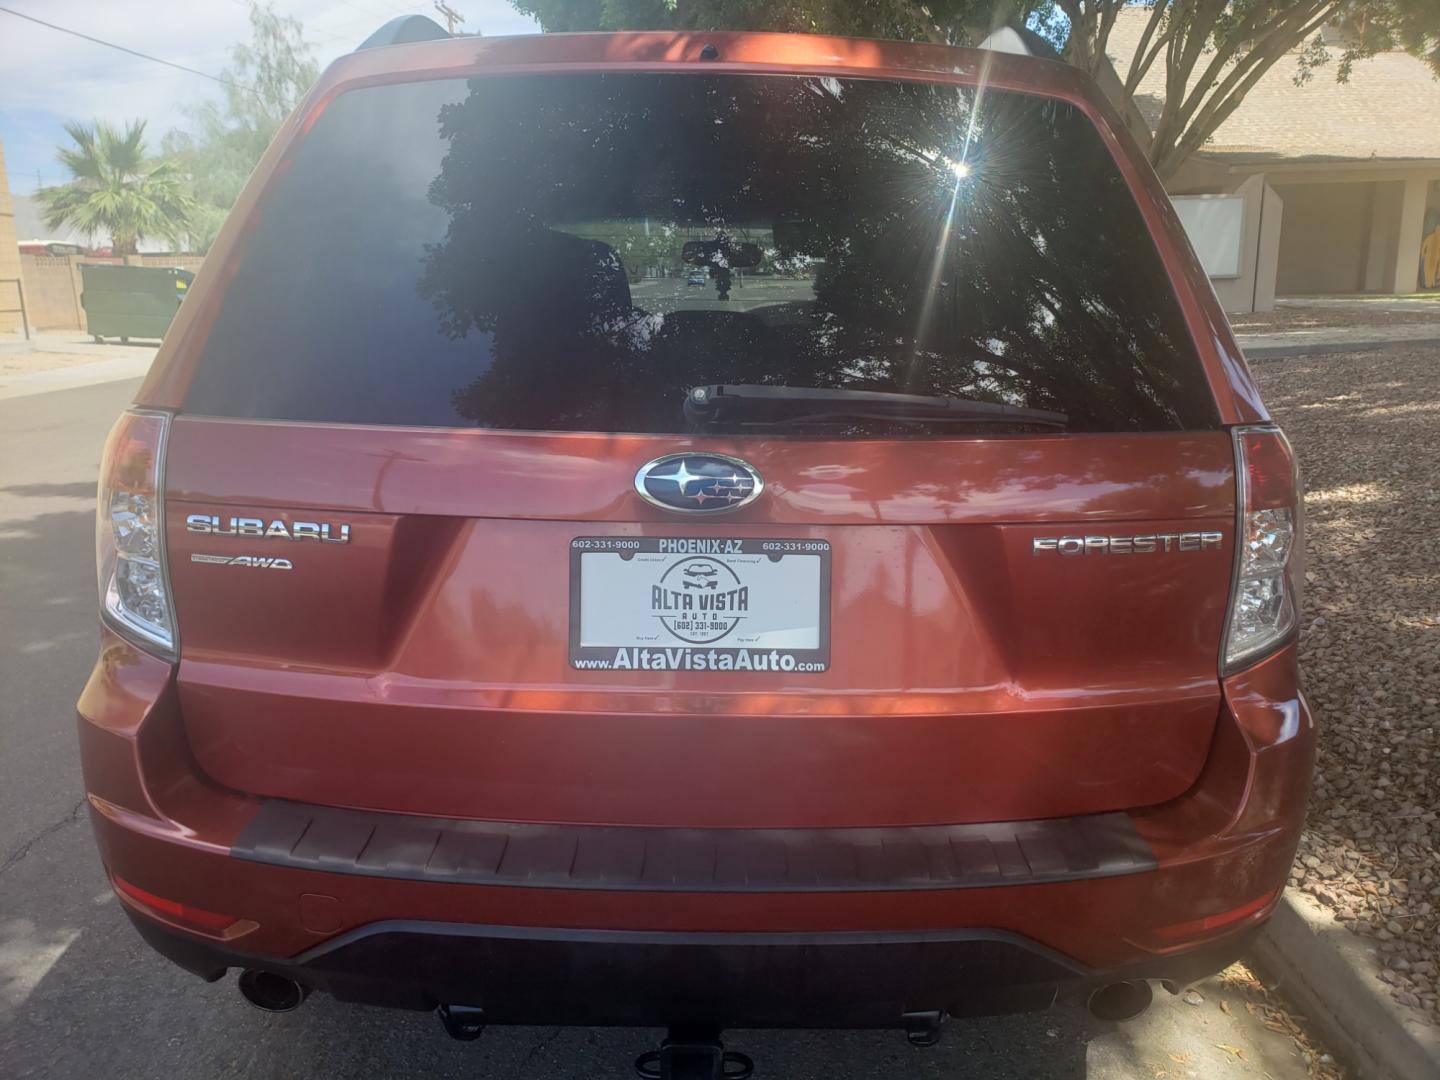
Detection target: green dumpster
<box><xmin>80</xmin><ymin>264</ymin><xmax>196</xmax><ymax>344</ymax></box>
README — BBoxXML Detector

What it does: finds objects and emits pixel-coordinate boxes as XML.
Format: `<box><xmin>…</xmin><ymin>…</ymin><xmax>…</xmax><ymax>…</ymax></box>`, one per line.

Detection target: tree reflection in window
<box><xmin>417</xmin><ymin>73</ymin><xmax>1214</xmax><ymax>434</ymax></box>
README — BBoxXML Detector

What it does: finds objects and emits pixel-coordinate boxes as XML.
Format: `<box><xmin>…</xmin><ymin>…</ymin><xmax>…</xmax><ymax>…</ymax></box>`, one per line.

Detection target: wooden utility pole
<box><xmin>433</xmin><ymin>1</ymin><xmax>464</xmax><ymax>34</ymax></box>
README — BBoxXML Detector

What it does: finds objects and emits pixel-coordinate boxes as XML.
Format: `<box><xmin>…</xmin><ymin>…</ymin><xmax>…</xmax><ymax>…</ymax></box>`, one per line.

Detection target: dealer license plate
<box><xmin>569</xmin><ymin>537</ymin><xmax>831</xmax><ymax>673</ymax></box>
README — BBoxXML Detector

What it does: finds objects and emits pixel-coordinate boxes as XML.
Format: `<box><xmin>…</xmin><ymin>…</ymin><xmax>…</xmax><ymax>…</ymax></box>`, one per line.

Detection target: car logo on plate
<box><xmin>634</xmin><ymin>453</ymin><xmax>763</xmax><ymax>514</ymax></box>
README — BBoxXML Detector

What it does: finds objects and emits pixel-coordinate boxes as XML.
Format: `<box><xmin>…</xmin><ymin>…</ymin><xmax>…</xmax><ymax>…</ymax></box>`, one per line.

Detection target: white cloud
<box><xmin>2</xmin><ymin>2</ymin><xmax>250</xmax><ymax>135</ymax></box>
<box><xmin>0</xmin><ymin>0</ymin><xmax>539</xmax><ymax>190</ymax></box>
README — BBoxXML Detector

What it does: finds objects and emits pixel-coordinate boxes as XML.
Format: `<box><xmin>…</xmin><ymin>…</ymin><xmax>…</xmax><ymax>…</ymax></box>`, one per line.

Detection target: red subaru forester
<box><xmin>80</xmin><ymin>15</ymin><xmax>1312</xmax><ymax>1066</ymax></box>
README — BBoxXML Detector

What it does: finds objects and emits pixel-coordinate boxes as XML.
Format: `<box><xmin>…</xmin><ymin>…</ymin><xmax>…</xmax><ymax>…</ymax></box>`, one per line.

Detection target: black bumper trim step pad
<box><xmin>232</xmin><ymin>799</ymin><xmax>1156</xmax><ymax>892</ymax></box>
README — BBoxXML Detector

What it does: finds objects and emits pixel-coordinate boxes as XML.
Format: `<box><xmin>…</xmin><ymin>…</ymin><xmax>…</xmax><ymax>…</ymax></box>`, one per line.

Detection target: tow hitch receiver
<box><xmin>634</xmin><ymin>1026</ymin><xmax>754</xmax><ymax>1080</ymax></box>
<box><xmin>437</xmin><ymin>1003</ymin><xmax>486</xmax><ymax>1041</ymax></box>
<box><xmin>901</xmin><ymin>1010</ymin><xmax>947</xmax><ymax>1047</ymax></box>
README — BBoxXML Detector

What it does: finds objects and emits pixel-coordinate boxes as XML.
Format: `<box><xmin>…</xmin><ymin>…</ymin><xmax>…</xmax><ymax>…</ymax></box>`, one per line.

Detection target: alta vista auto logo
<box><xmin>651</xmin><ymin>556</ymin><xmax>750</xmax><ymax>644</ymax></box>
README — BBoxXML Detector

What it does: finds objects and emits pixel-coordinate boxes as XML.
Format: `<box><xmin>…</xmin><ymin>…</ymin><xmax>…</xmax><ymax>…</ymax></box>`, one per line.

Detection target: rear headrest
<box><xmin>518</xmin><ymin>231</ymin><xmax>632</xmax><ymax>321</ymax></box>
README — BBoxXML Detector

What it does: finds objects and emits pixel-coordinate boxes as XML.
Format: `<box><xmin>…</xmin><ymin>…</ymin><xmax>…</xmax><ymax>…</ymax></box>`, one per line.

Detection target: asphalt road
<box><xmin>0</xmin><ymin>377</ymin><xmax>1317</xmax><ymax>1079</ymax></box>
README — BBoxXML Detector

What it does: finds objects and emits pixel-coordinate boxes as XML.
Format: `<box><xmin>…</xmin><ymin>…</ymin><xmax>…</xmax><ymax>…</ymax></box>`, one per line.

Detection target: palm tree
<box><xmin>36</xmin><ymin>120</ymin><xmax>196</xmax><ymax>255</ymax></box>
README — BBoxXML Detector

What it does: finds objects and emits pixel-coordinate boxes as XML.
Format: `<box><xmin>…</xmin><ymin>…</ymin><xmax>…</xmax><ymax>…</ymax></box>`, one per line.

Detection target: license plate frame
<box><xmin>569</xmin><ymin>537</ymin><xmax>831</xmax><ymax>673</ymax></box>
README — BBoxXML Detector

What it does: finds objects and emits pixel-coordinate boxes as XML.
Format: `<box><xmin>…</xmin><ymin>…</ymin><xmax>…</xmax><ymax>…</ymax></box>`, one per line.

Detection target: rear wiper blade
<box><xmin>683</xmin><ymin>384</ymin><xmax>1068</xmax><ymax>429</ymax></box>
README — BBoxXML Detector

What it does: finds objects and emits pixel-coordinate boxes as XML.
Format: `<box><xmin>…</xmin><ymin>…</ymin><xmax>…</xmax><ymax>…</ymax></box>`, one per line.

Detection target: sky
<box><xmin>0</xmin><ymin>0</ymin><xmax>540</xmax><ymax>197</ymax></box>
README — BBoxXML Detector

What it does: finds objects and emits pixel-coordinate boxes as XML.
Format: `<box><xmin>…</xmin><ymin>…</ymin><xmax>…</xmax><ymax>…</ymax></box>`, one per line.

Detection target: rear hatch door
<box><xmin>163</xmin><ymin>67</ymin><xmax>1233</xmax><ymax>828</ymax></box>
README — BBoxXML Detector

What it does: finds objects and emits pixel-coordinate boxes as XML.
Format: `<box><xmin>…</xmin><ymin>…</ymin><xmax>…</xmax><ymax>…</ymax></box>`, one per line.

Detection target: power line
<box><xmin>0</xmin><ymin>5</ymin><xmax>262</xmax><ymax>98</ymax></box>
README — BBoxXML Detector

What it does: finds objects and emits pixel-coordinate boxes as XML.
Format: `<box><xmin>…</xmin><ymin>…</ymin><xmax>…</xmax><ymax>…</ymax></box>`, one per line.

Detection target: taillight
<box><xmin>1223</xmin><ymin>425</ymin><xmax>1302</xmax><ymax>674</ymax></box>
<box><xmin>96</xmin><ymin>409</ymin><xmax>176</xmax><ymax>658</ymax></box>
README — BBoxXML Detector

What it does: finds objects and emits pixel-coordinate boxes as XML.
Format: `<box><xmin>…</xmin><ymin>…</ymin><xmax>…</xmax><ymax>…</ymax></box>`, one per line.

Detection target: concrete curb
<box><xmin>1251</xmin><ymin>892</ymin><xmax>1440</xmax><ymax>1080</ymax></box>
<box><xmin>1240</xmin><ymin>335</ymin><xmax>1440</xmax><ymax>360</ymax></box>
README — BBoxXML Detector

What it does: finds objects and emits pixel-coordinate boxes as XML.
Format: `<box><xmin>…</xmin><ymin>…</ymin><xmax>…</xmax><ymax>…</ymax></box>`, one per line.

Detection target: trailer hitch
<box><xmin>436</xmin><ymin>1003</ymin><xmax>486</xmax><ymax>1041</ymax></box>
<box><xmin>901</xmin><ymin>1009</ymin><xmax>947</xmax><ymax>1047</ymax></box>
<box><xmin>635</xmin><ymin>1026</ymin><xmax>754</xmax><ymax>1080</ymax></box>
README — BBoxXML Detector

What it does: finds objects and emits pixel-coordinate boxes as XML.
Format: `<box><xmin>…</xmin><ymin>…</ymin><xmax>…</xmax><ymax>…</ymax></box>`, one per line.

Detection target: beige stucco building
<box><xmin>0</xmin><ymin>141</ymin><xmax>25</xmax><ymax>333</ymax></box>
<box><xmin>1105</xmin><ymin>11</ymin><xmax>1440</xmax><ymax>310</ymax></box>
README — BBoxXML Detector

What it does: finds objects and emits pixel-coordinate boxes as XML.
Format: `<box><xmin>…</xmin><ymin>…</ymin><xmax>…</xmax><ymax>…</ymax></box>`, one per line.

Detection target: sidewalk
<box><xmin>1237</xmin><ymin>321</ymin><xmax>1440</xmax><ymax>357</ymax></box>
<box><xmin>0</xmin><ymin>331</ymin><xmax>156</xmax><ymax>401</ymax></box>
<box><xmin>1234</xmin><ymin>296</ymin><xmax>1440</xmax><ymax>358</ymax></box>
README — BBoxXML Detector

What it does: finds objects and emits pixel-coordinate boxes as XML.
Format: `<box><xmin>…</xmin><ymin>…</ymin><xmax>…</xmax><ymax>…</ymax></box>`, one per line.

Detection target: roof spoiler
<box><xmin>356</xmin><ymin>14</ymin><xmax>451</xmax><ymax>51</ymax></box>
<box><xmin>351</xmin><ymin>16</ymin><xmax>1060</xmax><ymax>59</ymax></box>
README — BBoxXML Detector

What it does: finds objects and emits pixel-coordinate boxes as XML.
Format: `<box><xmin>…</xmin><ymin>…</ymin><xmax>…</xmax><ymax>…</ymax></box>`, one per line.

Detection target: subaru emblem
<box><xmin>634</xmin><ymin>453</ymin><xmax>763</xmax><ymax>514</ymax></box>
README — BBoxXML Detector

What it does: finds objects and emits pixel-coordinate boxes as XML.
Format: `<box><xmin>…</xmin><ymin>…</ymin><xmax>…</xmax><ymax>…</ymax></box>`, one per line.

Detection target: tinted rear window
<box><xmin>184</xmin><ymin>73</ymin><xmax>1217</xmax><ymax>434</ymax></box>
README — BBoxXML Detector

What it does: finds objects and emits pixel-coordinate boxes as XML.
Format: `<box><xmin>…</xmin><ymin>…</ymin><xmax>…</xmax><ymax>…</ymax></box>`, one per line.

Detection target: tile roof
<box><xmin>1105</xmin><ymin>8</ymin><xmax>1440</xmax><ymax>163</ymax></box>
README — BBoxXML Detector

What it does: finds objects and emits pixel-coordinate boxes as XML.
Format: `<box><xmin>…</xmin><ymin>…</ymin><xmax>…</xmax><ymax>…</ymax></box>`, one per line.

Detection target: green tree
<box><xmin>35</xmin><ymin>120</ymin><xmax>196</xmax><ymax>255</ymax></box>
<box><xmin>1062</xmin><ymin>0</ymin><xmax>1440</xmax><ymax>178</ymax></box>
<box><xmin>163</xmin><ymin>1</ymin><xmax>319</xmax><ymax>252</ymax></box>
<box><xmin>511</xmin><ymin>0</ymin><xmax>1439</xmax><ymax>180</ymax></box>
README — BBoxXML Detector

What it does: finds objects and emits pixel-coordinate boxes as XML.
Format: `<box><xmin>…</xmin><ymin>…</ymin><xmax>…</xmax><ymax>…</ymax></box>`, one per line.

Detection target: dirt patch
<box><xmin>1253</xmin><ymin>345</ymin><xmax>1440</xmax><ymax>1026</ymax></box>
<box><xmin>0</xmin><ymin>351</ymin><xmax>109</xmax><ymax>377</ymax></box>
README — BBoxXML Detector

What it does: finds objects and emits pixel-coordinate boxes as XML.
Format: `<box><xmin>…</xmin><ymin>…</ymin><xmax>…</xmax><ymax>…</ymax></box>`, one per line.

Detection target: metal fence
<box><xmin>0</xmin><ymin>276</ymin><xmax>30</xmax><ymax>339</ymax></box>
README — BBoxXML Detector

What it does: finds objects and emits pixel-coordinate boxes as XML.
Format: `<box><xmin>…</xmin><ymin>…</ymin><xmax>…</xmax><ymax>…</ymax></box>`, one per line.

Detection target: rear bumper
<box><xmin>78</xmin><ymin>629</ymin><xmax>1313</xmax><ymax>1026</ymax></box>
<box><xmin>129</xmin><ymin>907</ymin><xmax>1258</xmax><ymax>1026</ymax></box>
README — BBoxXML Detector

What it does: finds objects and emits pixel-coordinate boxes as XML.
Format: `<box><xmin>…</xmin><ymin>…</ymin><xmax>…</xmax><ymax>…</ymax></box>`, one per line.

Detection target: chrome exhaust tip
<box><xmin>1088</xmin><ymin>979</ymin><xmax>1154</xmax><ymax>1022</ymax></box>
<box><xmin>237</xmin><ymin>969</ymin><xmax>309</xmax><ymax>1013</ymax></box>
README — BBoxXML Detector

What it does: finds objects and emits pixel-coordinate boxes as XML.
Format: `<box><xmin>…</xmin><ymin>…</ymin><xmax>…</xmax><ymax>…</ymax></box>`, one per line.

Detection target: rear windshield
<box><xmin>184</xmin><ymin>72</ymin><xmax>1217</xmax><ymax>434</ymax></box>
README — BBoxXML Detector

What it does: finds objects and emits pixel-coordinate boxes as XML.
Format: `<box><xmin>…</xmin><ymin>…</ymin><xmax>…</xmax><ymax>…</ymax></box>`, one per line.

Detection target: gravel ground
<box><xmin>1252</xmin><ymin>345</ymin><xmax>1440</xmax><ymax>1026</ymax></box>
